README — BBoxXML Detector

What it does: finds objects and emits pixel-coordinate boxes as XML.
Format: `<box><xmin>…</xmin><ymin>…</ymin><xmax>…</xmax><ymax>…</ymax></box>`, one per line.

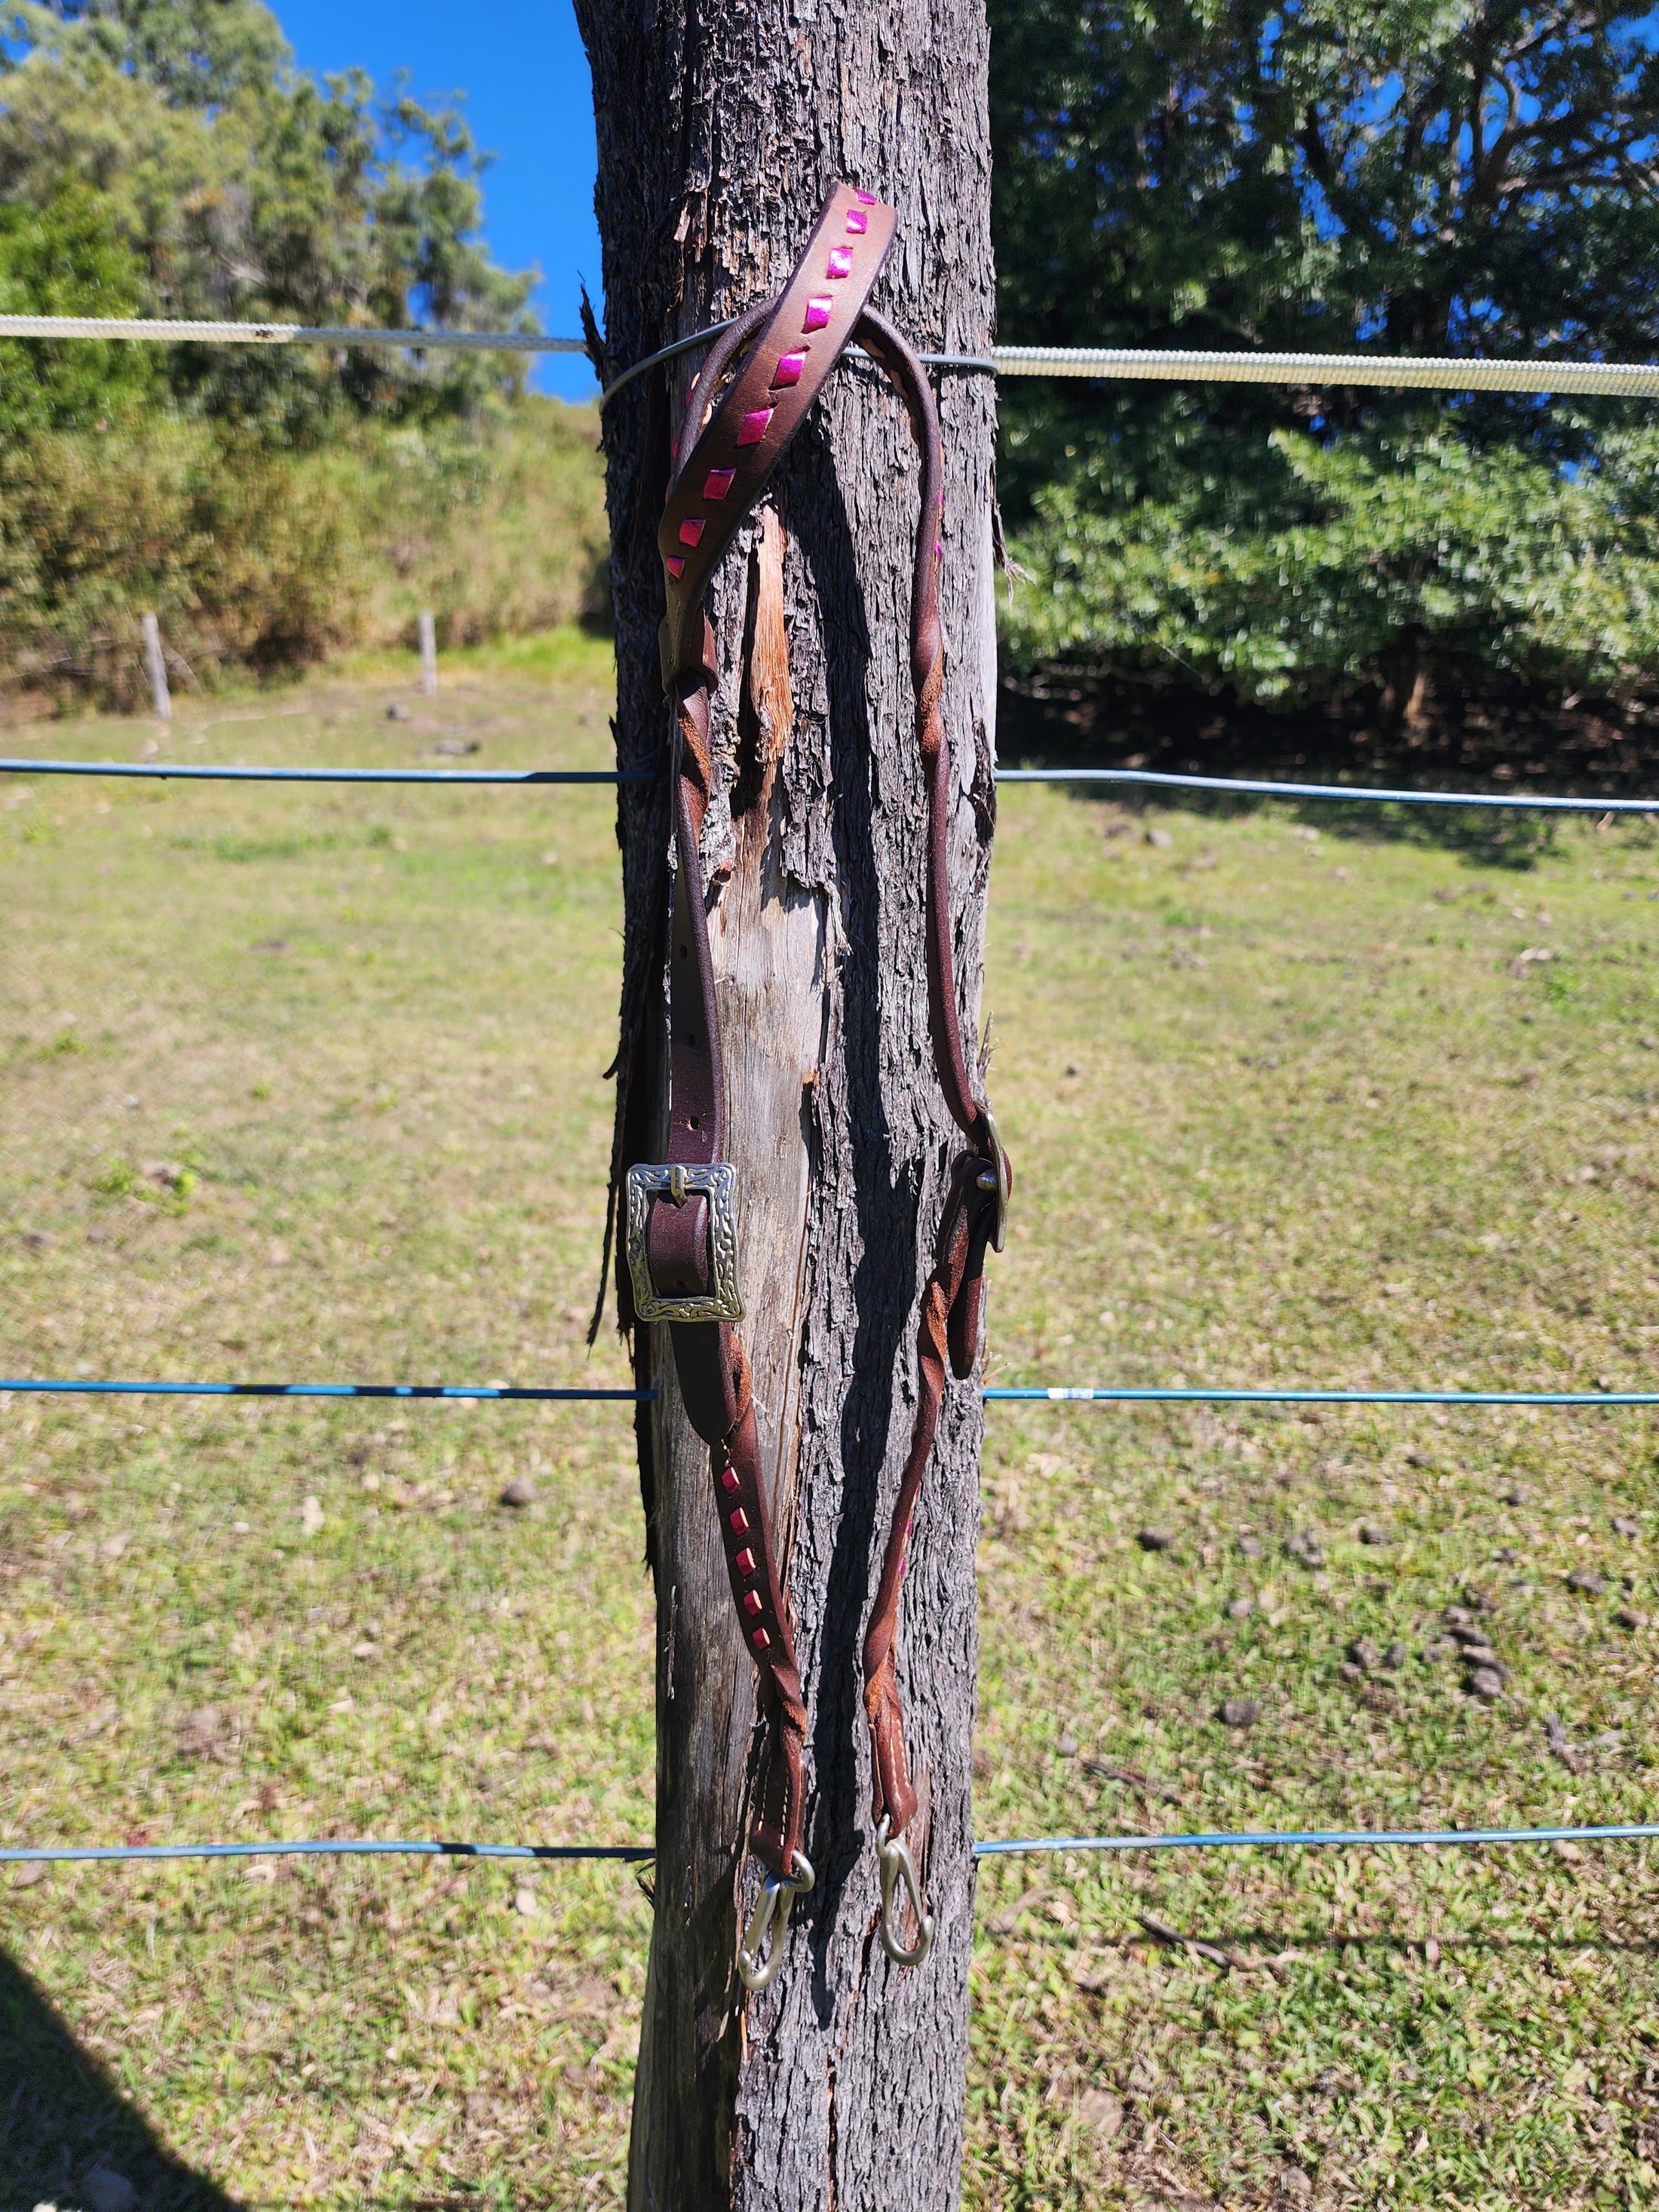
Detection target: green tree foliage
<box><xmin>0</xmin><ymin>1</ymin><xmax>610</xmax><ymax>708</ymax></box>
<box><xmin>989</xmin><ymin>0</ymin><xmax>1659</xmax><ymax>713</ymax></box>
<box><xmin>0</xmin><ymin>0</ymin><xmax>538</xmax><ymax>433</ymax></box>
<box><xmin>0</xmin><ymin>186</ymin><xmax>157</xmax><ymax>438</ymax></box>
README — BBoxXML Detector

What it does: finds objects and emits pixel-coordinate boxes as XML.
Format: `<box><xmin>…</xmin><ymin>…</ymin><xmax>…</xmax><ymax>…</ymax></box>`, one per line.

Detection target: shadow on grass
<box><xmin>0</xmin><ymin>1946</ymin><xmax>241</xmax><ymax>2210</ymax></box>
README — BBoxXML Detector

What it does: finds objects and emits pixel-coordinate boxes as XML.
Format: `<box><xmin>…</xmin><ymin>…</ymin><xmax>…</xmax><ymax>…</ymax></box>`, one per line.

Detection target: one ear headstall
<box><xmin>623</xmin><ymin>183</ymin><xmax>1011</xmax><ymax>1993</ymax></box>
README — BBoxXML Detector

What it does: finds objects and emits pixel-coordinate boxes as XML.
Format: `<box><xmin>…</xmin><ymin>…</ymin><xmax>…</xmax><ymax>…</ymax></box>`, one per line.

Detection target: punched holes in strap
<box><xmin>656</xmin><ymin>185</ymin><xmax>897</xmax><ymax>682</ymax></box>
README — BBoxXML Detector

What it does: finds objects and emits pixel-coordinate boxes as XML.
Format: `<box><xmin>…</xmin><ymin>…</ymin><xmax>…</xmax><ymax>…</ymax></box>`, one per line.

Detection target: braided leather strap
<box><xmin>633</xmin><ymin>185</ymin><xmax>1009</xmax><ymax>1916</ymax></box>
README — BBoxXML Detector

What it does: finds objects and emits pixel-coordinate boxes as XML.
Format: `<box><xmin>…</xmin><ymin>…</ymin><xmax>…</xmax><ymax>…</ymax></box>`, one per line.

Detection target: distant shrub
<box><xmin>0</xmin><ymin>395</ymin><xmax>607</xmax><ymax>710</ymax></box>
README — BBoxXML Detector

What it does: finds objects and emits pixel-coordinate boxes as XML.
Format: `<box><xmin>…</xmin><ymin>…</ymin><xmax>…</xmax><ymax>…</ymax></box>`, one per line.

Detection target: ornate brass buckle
<box><xmin>624</xmin><ymin>1161</ymin><xmax>744</xmax><ymax>1323</ymax></box>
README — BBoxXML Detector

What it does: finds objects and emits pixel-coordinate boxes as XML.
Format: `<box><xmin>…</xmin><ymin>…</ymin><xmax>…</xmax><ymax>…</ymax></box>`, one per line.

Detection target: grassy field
<box><xmin>2</xmin><ymin>641</ymin><xmax>1658</xmax><ymax>2209</ymax></box>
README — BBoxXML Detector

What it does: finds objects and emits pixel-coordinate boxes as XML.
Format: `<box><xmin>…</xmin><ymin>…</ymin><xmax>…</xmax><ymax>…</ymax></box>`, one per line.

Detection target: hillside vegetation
<box><xmin>0</xmin><ymin>0</ymin><xmax>606</xmax><ymax>710</ymax></box>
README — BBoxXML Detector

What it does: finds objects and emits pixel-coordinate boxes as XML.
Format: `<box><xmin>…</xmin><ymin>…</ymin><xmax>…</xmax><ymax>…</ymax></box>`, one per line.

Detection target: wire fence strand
<box><xmin>8</xmin><ymin>1379</ymin><xmax>1656</xmax><ymax>1407</ymax></box>
<box><xmin>5</xmin><ymin>315</ymin><xmax>1659</xmax><ymax>403</ymax></box>
<box><xmin>6</xmin><ymin>1822</ymin><xmax>1656</xmax><ymax>1870</ymax></box>
<box><xmin>5</xmin><ymin>756</ymin><xmax>1657</xmax><ymax>811</ymax></box>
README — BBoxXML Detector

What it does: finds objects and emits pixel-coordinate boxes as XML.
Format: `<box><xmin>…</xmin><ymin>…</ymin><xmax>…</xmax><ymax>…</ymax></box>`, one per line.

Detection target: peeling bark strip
<box><xmin>572</xmin><ymin>8</ymin><xmax>996</xmax><ymax>2207</ymax></box>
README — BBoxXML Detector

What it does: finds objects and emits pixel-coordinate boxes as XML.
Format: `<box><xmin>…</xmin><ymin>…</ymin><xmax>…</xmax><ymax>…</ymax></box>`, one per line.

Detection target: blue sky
<box><xmin>271</xmin><ymin>0</ymin><xmax>603</xmax><ymax>400</ymax></box>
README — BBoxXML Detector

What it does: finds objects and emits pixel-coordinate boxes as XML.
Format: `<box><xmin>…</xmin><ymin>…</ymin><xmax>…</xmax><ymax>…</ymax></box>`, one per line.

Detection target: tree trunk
<box><xmin>573</xmin><ymin>11</ymin><xmax>997</xmax><ymax>2207</ymax></box>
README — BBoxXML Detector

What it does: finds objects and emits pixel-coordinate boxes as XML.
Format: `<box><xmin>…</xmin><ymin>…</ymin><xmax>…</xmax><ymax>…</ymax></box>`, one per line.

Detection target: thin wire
<box><xmin>0</xmin><ymin>1379</ymin><xmax>652</xmax><ymax>1402</ymax></box>
<box><xmin>990</xmin><ymin>345</ymin><xmax>1659</xmax><ymax>398</ymax></box>
<box><xmin>594</xmin><ymin>318</ymin><xmax>996</xmax><ymax>407</ymax></box>
<box><xmin>5</xmin><ymin>1821</ymin><xmax>1655</xmax><ymax>1870</ymax></box>
<box><xmin>0</xmin><ymin>317</ymin><xmax>584</xmax><ymax>353</ymax></box>
<box><xmin>986</xmin><ymin>1386</ymin><xmax>1659</xmax><ymax>1407</ymax></box>
<box><xmin>0</xmin><ymin>759</ymin><xmax>649</xmax><ymax>785</ymax></box>
<box><xmin>4</xmin><ymin>314</ymin><xmax>1654</xmax><ymax>402</ymax></box>
<box><xmin>6</xmin><ymin>1379</ymin><xmax>1654</xmax><ymax>1407</ymax></box>
<box><xmin>4</xmin><ymin>756</ymin><xmax>1656</xmax><ymax>811</ymax></box>
<box><xmin>0</xmin><ymin>1839</ymin><xmax>650</xmax><ymax>1866</ymax></box>
<box><xmin>995</xmin><ymin>765</ymin><xmax>1659</xmax><ymax>812</ymax></box>
<box><xmin>974</xmin><ymin>1821</ymin><xmax>1659</xmax><ymax>1858</ymax></box>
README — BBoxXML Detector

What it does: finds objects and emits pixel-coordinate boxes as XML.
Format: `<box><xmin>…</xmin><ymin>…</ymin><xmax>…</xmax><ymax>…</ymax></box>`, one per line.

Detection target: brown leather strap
<box><xmin>632</xmin><ymin>184</ymin><xmax>1009</xmax><ymax>1901</ymax></box>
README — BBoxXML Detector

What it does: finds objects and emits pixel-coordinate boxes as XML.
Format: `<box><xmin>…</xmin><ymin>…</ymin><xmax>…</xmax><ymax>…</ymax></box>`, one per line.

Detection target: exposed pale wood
<box><xmin>575</xmin><ymin>8</ymin><xmax>997</xmax><ymax>2202</ymax></box>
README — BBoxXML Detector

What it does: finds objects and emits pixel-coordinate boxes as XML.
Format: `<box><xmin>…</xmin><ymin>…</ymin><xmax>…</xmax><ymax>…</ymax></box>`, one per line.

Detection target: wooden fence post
<box><xmin>140</xmin><ymin>612</ymin><xmax>170</xmax><ymax>722</ymax></box>
<box><xmin>577</xmin><ymin>5</ymin><xmax>998</xmax><ymax>2203</ymax></box>
<box><xmin>418</xmin><ymin>610</ymin><xmax>438</xmax><ymax>698</ymax></box>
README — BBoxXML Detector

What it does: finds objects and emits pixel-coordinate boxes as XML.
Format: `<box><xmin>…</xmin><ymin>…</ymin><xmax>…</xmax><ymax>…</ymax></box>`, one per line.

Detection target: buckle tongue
<box><xmin>624</xmin><ymin>1161</ymin><xmax>744</xmax><ymax>1322</ymax></box>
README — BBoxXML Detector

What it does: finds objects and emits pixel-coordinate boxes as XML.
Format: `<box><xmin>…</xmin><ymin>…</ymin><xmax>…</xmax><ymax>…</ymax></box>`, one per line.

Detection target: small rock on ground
<box><xmin>1225</xmin><ymin>1596</ymin><xmax>1254</xmax><ymax>1620</ymax></box>
<box><xmin>300</xmin><ymin>1495</ymin><xmax>324</xmax><ymax>1536</ymax></box>
<box><xmin>1078</xmin><ymin>2088</ymin><xmax>1123</xmax><ymax>2139</ymax></box>
<box><xmin>1237</xmin><ymin>1536</ymin><xmax>1262</xmax><ymax>1557</ymax></box>
<box><xmin>499</xmin><ymin>1476</ymin><xmax>535</xmax><ymax>1508</ymax></box>
<box><xmin>1501</xmin><ymin>1483</ymin><xmax>1527</xmax><ymax>1505</ymax></box>
<box><xmin>1220</xmin><ymin>1697</ymin><xmax>1261</xmax><ymax>1728</ymax></box>
<box><xmin>1144</xmin><ymin>826</ymin><xmax>1173</xmax><ymax>848</ymax></box>
<box><xmin>1470</xmin><ymin>1666</ymin><xmax>1505</xmax><ymax>1700</ymax></box>
<box><xmin>514</xmin><ymin>1885</ymin><xmax>539</xmax><ymax>1916</ymax></box>
<box><xmin>1566</xmin><ymin>1569</ymin><xmax>1606</xmax><ymax>1596</ymax></box>
<box><xmin>1612</xmin><ymin>1516</ymin><xmax>1642</xmax><ymax>1539</ymax></box>
<box><xmin>1357</xmin><ymin>1521</ymin><xmax>1392</xmax><ymax>1545</ymax></box>
<box><xmin>1136</xmin><ymin>1527</ymin><xmax>1173</xmax><ymax>1552</ymax></box>
<box><xmin>1615</xmin><ymin>1605</ymin><xmax>1645</xmax><ymax>1630</ymax></box>
<box><xmin>1348</xmin><ymin>1637</ymin><xmax>1381</xmax><ymax>1670</ymax></box>
<box><xmin>1056</xmin><ymin>1731</ymin><xmax>1080</xmax><ymax>1756</ymax></box>
<box><xmin>1382</xmin><ymin>1640</ymin><xmax>1409</xmax><ymax>1668</ymax></box>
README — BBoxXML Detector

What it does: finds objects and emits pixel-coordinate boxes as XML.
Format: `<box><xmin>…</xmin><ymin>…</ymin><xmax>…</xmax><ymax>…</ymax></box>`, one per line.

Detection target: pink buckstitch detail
<box><xmin>845</xmin><ymin>208</ymin><xmax>868</xmax><ymax>235</ymax></box>
<box><xmin>719</xmin><ymin>1465</ymin><xmax>741</xmax><ymax>1495</ymax></box>
<box><xmin>742</xmin><ymin>1590</ymin><xmax>763</xmax><ymax>1617</ymax></box>
<box><xmin>826</xmin><ymin>246</ymin><xmax>854</xmax><ymax>279</ymax></box>
<box><xmin>803</xmin><ymin>296</ymin><xmax>832</xmax><ymax>332</ymax></box>
<box><xmin>665</xmin><ymin>555</ymin><xmax>685</xmax><ymax>581</ymax></box>
<box><xmin>702</xmin><ymin>467</ymin><xmax>735</xmax><ymax>501</ymax></box>
<box><xmin>854</xmin><ymin>189</ymin><xmax>877</xmax><ymax>206</ymax></box>
<box><xmin>736</xmin><ymin>408</ymin><xmax>773</xmax><ymax>446</ymax></box>
<box><xmin>771</xmin><ymin>351</ymin><xmax>805</xmax><ymax>388</ymax></box>
<box><xmin>678</xmin><ymin>517</ymin><xmax>706</xmax><ymax>548</ymax></box>
<box><xmin>751</xmin><ymin>1626</ymin><xmax>771</xmax><ymax>1651</ymax></box>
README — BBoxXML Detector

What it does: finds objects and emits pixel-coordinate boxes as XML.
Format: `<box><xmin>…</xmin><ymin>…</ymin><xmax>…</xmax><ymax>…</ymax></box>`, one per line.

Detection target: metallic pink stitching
<box><xmin>771</xmin><ymin>351</ymin><xmax>805</xmax><ymax>388</ymax></box>
<box><xmin>737</xmin><ymin>408</ymin><xmax>773</xmax><ymax>446</ymax></box>
<box><xmin>826</xmin><ymin>247</ymin><xmax>854</xmax><ymax>279</ymax></box>
<box><xmin>702</xmin><ymin>468</ymin><xmax>735</xmax><ymax>501</ymax></box>
<box><xmin>803</xmin><ymin>296</ymin><xmax>832</xmax><ymax>332</ymax></box>
<box><xmin>665</xmin><ymin>555</ymin><xmax>685</xmax><ymax>580</ymax></box>
<box><xmin>679</xmin><ymin>517</ymin><xmax>706</xmax><ymax>548</ymax></box>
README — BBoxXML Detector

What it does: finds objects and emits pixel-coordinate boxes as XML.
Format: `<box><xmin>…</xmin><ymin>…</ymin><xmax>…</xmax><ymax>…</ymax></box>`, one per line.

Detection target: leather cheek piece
<box><xmin>669</xmin><ymin>1317</ymin><xmax>747</xmax><ymax>1443</ymax></box>
<box><xmin>646</xmin><ymin>1192</ymin><xmax>712</xmax><ymax>1299</ymax></box>
<box><xmin>863</xmin><ymin>1648</ymin><xmax>918</xmax><ymax>1835</ymax></box>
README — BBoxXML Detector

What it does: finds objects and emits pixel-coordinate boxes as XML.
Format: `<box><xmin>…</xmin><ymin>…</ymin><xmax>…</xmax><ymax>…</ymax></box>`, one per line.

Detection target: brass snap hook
<box><xmin>737</xmin><ymin>1849</ymin><xmax>815</xmax><ymax>1993</ymax></box>
<box><xmin>875</xmin><ymin>1817</ymin><xmax>934</xmax><ymax>1968</ymax></box>
<box><xmin>974</xmin><ymin>1101</ymin><xmax>1011</xmax><ymax>1253</ymax></box>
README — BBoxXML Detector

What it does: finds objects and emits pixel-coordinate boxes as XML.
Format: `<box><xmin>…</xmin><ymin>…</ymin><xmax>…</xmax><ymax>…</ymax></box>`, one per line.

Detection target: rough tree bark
<box><xmin>573</xmin><ymin>8</ymin><xmax>997</xmax><ymax>2206</ymax></box>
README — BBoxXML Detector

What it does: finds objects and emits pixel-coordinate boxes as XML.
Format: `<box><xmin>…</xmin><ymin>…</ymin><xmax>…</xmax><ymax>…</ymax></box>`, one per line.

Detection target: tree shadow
<box><xmin>0</xmin><ymin>1944</ymin><xmax>242</xmax><ymax>2210</ymax></box>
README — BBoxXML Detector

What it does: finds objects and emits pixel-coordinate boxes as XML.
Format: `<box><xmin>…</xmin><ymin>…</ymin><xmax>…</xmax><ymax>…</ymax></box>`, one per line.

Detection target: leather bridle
<box><xmin>623</xmin><ymin>183</ymin><xmax>1010</xmax><ymax>1989</ymax></box>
